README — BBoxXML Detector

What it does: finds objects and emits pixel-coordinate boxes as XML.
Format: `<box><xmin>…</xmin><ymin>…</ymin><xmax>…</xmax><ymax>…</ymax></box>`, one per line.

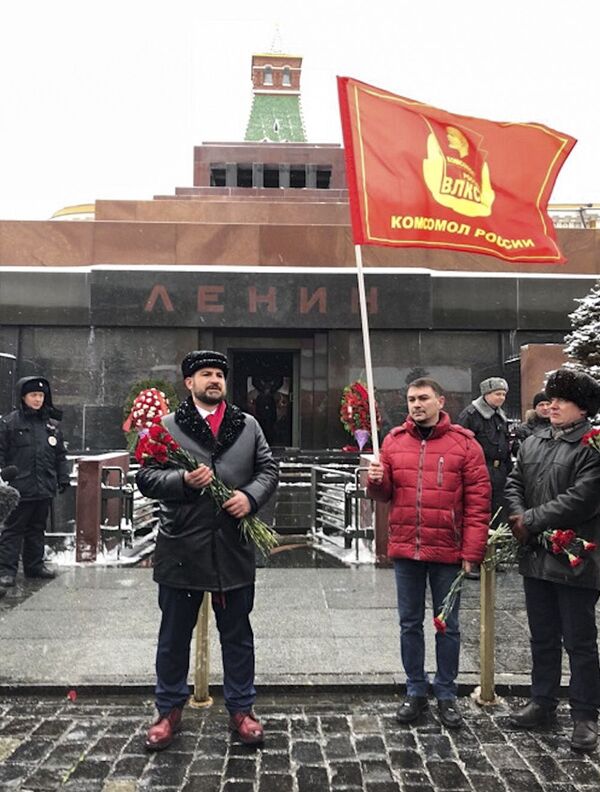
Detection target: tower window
<box><xmin>210</xmin><ymin>165</ymin><xmax>226</xmax><ymax>187</ymax></box>
<box><xmin>282</xmin><ymin>67</ymin><xmax>291</xmax><ymax>87</ymax></box>
<box><xmin>263</xmin><ymin>165</ymin><xmax>280</xmax><ymax>188</ymax></box>
<box><xmin>290</xmin><ymin>166</ymin><xmax>306</xmax><ymax>188</ymax></box>
<box><xmin>263</xmin><ymin>66</ymin><xmax>273</xmax><ymax>86</ymax></box>
<box><xmin>237</xmin><ymin>164</ymin><xmax>253</xmax><ymax>188</ymax></box>
<box><xmin>316</xmin><ymin>166</ymin><xmax>332</xmax><ymax>189</ymax></box>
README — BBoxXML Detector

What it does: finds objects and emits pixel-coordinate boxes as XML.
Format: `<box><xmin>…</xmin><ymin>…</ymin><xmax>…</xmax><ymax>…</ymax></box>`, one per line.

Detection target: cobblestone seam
<box><xmin>1</xmin><ymin>696</ymin><xmax>600</xmax><ymax>791</ymax></box>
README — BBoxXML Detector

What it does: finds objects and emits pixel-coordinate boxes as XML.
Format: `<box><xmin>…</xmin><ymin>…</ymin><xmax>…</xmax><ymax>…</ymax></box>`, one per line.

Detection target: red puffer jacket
<box><xmin>368</xmin><ymin>412</ymin><xmax>491</xmax><ymax>564</ymax></box>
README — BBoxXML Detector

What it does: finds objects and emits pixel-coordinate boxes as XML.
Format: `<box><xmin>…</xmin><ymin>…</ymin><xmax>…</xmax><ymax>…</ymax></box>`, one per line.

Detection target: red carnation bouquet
<box><xmin>582</xmin><ymin>427</ymin><xmax>600</xmax><ymax>452</ymax></box>
<box><xmin>433</xmin><ymin>522</ymin><xmax>597</xmax><ymax>634</ymax></box>
<box><xmin>135</xmin><ymin>417</ymin><xmax>278</xmax><ymax>557</ymax></box>
<box><xmin>339</xmin><ymin>381</ymin><xmax>381</xmax><ymax>451</ymax></box>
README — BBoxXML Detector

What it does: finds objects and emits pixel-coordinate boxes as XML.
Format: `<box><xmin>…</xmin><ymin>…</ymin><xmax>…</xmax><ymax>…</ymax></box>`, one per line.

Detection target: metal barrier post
<box><xmin>75</xmin><ymin>452</ymin><xmax>129</xmax><ymax>562</ymax></box>
<box><xmin>190</xmin><ymin>595</ymin><xmax>213</xmax><ymax>708</ymax></box>
<box><xmin>478</xmin><ymin>546</ymin><xmax>498</xmax><ymax>703</ymax></box>
<box><xmin>310</xmin><ymin>467</ymin><xmax>318</xmax><ymax>538</ymax></box>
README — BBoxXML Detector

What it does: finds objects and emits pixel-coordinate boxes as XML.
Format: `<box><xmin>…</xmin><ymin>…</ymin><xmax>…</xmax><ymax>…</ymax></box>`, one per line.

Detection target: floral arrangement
<box><xmin>340</xmin><ymin>381</ymin><xmax>381</xmax><ymax>450</ymax></box>
<box><xmin>582</xmin><ymin>427</ymin><xmax>600</xmax><ymax>451</ymax></box>
<box><xmin>434</xmin><ymin>524</ymin><xmax>597</xmax><ymax>634</ymax></box>
<box><xmin>135</xmin><ymin>417</ymin><xmax>278</xmax><ymax>558</ymax></box>
<box><xmin>122</xmin><ymin>379</ymin><xmax>179</xmax><ymax>450</ymax></box>
<box><xmin>123</xmin><ymin>388</ymin><xmax>170</xmax><ymax>434</ymax></box>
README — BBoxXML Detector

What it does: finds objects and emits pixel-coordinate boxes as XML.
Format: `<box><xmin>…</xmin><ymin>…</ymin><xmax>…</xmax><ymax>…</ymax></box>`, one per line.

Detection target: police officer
<box><xmin>457</xmin><ymin>377</ymin><xmax>512</xmax><ymax>521</ymax></box>
<box><xmin>457</xmin><ymin>377</ymin><xmax>512</xmax><ymax>578</ymax></box>
<box><xmin>0</xmin><ymin>376</ymin><xmax>69</xmax><ymax>586</ymax></box>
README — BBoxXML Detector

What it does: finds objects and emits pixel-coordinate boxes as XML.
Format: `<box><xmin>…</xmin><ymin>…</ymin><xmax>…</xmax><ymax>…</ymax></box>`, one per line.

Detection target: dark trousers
<box><xmin>155</xmin><ymin>583</ymin><xmax>256</xmax><ymax>716</ymax></box>
<box><xmin>0</xmin><ymin>498</ymin><xmax>50</xmax><ymax>577</ymax></box>
<box><xmin>524</xmin><ymin>576</ymin><xmax>600</xmax><ymax>720</ymax></box>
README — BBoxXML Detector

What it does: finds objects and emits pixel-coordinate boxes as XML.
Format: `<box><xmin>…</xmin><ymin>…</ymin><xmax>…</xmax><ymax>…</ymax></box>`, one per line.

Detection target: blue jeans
<box><xmin>394</xmin><ymin>558</ymin><xmax>462</xmax><ymax>700</ymax></box>
<box><xmin>155</xmin><ymin>584</ymin><xmax>256</xmax><ymax>716</ymax></box>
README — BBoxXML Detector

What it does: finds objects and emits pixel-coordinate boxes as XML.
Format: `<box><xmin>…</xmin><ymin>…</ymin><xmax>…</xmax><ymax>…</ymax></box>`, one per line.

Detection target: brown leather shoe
<box><xmin>229</xmin><ymin>711</ymin><xmax>264</xmax><ymax>744</ymax></box>
<box><xmin>145</xmin><ymin>707</ymin><xmax>183</xmax><ymax>751</ymax></box>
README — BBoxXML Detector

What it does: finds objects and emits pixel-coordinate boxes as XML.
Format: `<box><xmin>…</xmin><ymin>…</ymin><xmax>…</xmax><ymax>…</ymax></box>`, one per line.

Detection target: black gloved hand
<box><xmin>58</xmin><ymin>482</ymin><xmax>70</xmax><ymax>494</ymax></box>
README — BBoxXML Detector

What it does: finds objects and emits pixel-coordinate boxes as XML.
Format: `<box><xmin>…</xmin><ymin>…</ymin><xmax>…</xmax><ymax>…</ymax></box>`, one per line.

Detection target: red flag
<box><xmin>337</xmin><ymin>77</ymin><xmax>576</xmax><ymax>264</ymax></box>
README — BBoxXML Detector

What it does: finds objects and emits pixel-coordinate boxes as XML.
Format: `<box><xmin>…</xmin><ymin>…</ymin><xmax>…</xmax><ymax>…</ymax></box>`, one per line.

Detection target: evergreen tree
<box><xmin>563</xmin><ymin>279</ymin><xmax>600</xmax><ymax>382</ymax></box>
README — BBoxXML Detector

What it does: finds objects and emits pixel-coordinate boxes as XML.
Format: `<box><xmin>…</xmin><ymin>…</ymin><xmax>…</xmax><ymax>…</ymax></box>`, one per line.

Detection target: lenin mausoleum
<box><xmin>0</xmin><ymin>49</ymin><xmax>599</xmax><ymax>455</ymax></box>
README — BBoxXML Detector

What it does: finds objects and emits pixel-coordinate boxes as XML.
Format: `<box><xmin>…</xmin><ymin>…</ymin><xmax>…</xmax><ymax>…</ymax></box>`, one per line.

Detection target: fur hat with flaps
<box><xmin>479</xmin><ymin>377</ymin><xmax>508</xmax><ymax>396</ymax></box>
<box><xmin>17</xmin><ymin>376</ymin><xmax>62</xmax><ymax>421</ymax></box>
<box><xmin>545</xmin><ymin>368</ymin><xmax>600</xmax><ymax>417</ymax></box>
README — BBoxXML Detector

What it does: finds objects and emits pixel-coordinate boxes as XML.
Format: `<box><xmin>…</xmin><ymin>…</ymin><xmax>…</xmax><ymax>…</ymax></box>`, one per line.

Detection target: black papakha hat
<box><xmin>532</xmin><ymin>391</ymin><xmax>550</xmax><ymax>408</ymax></box>
<box><xmin>181</xmin><ymin>350</ymin><xmax>229</xmax><ymax>379</ymax></box>
<box><xmin>545</xmin><ymin>368</ymin><xmax>600</xmax><ymax>417</ymax></box>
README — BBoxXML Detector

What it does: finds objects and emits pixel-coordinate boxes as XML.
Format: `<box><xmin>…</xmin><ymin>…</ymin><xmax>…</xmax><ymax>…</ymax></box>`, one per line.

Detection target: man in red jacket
<box><xmin>368</xmin><ymin>378</ymin><xmax>490</xmax><ymax>728</ymax></box>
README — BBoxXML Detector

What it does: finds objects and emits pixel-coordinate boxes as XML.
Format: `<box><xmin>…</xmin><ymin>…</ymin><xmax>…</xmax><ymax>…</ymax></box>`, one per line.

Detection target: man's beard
<box><xmin>194</xmin><ymin>387</ymin><xmax>224</xmax><ymax>406</ymax></box>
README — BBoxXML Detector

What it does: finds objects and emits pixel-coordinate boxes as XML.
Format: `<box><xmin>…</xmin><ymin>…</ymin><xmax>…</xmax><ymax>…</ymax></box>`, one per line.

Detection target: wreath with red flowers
<box><xmin>122</xmin><ymin>379</ymin><xmax>180</xmax><ymax>451</ymax></box>
<box><xmin>339</xmin><ymin>380</ymin><xmax>381</xmax><ymax>435</ymax></box>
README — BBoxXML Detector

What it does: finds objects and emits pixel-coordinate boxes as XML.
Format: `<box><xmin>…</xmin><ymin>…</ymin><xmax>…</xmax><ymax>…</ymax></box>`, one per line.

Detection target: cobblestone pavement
<box><xmin>0</xmin><ymin>693</ymin><xmax>599</xmax><ymax>791</ymax></box>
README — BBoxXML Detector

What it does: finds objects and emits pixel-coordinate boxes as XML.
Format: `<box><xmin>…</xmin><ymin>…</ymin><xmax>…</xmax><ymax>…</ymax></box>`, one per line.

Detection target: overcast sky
<box><xmin>0</xmin><ymin>1</ymin><xmax>596</xmax><ymax>220</ymax></box>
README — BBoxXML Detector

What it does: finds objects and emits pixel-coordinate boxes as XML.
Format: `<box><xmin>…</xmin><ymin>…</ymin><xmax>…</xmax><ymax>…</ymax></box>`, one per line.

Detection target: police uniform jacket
<box><xmin>0</xmin><ymin>405</ymin><xmax>69</xmax><ymax>501</ymax></box>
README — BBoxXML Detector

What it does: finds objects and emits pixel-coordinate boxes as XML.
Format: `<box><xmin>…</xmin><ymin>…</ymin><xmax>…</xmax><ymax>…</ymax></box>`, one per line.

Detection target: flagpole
<box><xmin>354</xmin><ymin>244</ymin><xmax>379</xmax><ymax>460</ymax></box>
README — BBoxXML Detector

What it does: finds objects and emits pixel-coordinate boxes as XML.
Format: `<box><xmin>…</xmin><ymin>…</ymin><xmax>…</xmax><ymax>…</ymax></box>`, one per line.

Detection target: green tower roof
<box><xmin>245</xmin><ymin>94</ymin><xmax>306</xmax><ymax>143</ymax></box>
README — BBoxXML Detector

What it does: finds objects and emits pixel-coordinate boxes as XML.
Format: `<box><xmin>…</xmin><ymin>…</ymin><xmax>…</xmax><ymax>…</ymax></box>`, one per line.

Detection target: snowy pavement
<box><xmin>0</xmin><ymin>566</ymin><xmax>540</xmax><ymax>692</ymax></box>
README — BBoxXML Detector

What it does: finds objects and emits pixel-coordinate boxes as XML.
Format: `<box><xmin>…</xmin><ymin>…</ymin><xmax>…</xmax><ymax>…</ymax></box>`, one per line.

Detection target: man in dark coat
<box><xmin>137</xmin><ymin>350</ymin><xmax>279</xmax><ymax>751</ymax></box>
<box><xmin>367</xmin><ymin>378</ymin><xmax>490</xmax><ymax>729</ymax></box>
<box><xmin>505</xmin><ymin>368</ymin><xmax>600</xmax><ymax>752</ymax></box>
<box><xmin>457</xmin><ymin>376</ymin><xmax>511</xmax><ymax>520</ymax></box>
<box><xmin>513</xmin><ymin>391</ymin><xmax>551</xmax><ymax>454</ymax></box>
<box><xmin>0</xmin><ymin>376</ymin><xmax>69</xmax><ymax>586</ymax></box>
<box><xmin>457</xmin><ymin>377</ymin><xmax>511</xmax><ymax>579</ymax></box>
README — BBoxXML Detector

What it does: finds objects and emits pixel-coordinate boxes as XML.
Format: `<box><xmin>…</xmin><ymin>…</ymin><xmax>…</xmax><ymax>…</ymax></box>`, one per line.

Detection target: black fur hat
<box><xmin>181</xmin><ymin>350</ymin><xmax>229</xmax><ymax>379</ymax></box>
<box><xmin>545</xmin><ymin>368</ymin><xmax>600</xmax><ymax>417</ymax></box>
<box><xmin>17</xmin><ymin>376</ymin><xmax>63</xmax><ymax>421</ymax></box>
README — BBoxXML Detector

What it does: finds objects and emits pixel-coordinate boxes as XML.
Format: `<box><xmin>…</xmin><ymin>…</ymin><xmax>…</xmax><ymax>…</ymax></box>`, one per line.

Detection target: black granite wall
<box><xmin>0</xmin><ymin>268</ymin><xmax>589</xmax><ymax>450</ymax></box>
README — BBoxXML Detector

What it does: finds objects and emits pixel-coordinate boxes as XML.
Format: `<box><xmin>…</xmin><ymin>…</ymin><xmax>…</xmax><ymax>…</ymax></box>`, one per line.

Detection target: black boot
<box><xmin>571</xmin><ymin>720</ymin><xmax>598</xmax><ymax>752</ymax></box>
<box><xmin>437</xmin><ymin>699</ymin><xmax>463</xmax><ymax>729</ymax></box>
<box><xmin>396</xmin><ymin>696</ymin><xmax>428</xmax><ymax>724</ymax></box>
<box><xmin>509</xmin><ymin>701</ymin><xmax>555</xmax><ymax>728</ymax></box>
<box><xmin>24</xmin><ymin>566</ymin><xmax>56</xmax><ymax>580</ymax></box>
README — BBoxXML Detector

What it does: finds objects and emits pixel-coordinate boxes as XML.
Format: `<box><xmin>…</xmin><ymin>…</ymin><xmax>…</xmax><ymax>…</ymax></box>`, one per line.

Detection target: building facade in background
<box><xmin>0</xmin><ymin>49</ymin><xmax>598</xmax><ymax>452</ymax></box>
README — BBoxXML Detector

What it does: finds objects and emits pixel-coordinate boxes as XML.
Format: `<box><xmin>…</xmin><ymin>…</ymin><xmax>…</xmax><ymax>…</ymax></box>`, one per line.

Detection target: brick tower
<box><xmin>245</xmin><ymin>48</ymin><xmax>306</xmax><ymax>143</ymax></box>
